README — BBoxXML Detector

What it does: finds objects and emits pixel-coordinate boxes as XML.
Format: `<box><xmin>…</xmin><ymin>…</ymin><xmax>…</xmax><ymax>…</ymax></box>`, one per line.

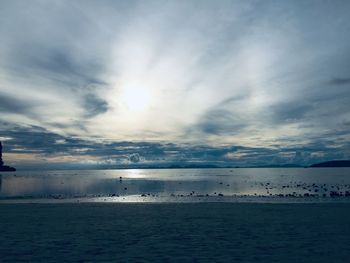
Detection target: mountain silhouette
<box><xmin>310</xmin><ymin>160</ymin><xmax>350</xmax><ymax>167</ymax></box>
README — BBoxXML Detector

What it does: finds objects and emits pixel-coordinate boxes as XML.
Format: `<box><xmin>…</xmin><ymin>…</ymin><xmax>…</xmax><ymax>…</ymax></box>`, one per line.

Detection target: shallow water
<box><xmin>1</xmin><ymin>168</ymin><xmax>350</xmax><ymax>202</ymax></box>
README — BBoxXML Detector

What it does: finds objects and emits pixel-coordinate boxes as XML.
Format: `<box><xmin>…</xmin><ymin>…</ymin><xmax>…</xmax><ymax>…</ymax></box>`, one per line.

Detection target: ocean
<box><xmin>0</xmin><ymin>168</ymin><xmax>350</xmax><ymax>202</ymax></box>
<box><xmin>1</xmin><ymin>168</ymin><xmax>350</xmax><ymax>262</ymax></box>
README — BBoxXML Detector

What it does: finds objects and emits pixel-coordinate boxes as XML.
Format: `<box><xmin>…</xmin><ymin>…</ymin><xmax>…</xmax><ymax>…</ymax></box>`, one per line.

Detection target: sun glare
<box><xmin>121</xmin><ymin>83</ymin><xmax>151</xmax><ymax>111</ymax></box>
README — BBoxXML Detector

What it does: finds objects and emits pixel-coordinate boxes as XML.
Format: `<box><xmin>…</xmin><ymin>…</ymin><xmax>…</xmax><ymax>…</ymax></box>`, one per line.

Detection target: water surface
<box><xmin>1</xmin><ymin>168</ymin><xmax>349</xmax><ymax>202</ymax></box>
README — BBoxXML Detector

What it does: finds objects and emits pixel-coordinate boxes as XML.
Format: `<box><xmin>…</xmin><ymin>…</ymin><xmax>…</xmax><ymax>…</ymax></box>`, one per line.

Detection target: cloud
<box><xmin>270</xmin><ymin>101</ymin><xmax>313</xmax><ymax>123</ymax></box>
<box><xmin>7</xmin><ymin>46</ymin><xmax>105</xmax><ymax>86</ymax></box>
<box><xmin>0</xmin><ymin>0</ymin><xmax>350</xmax><ymax>166</ymax></box>
<box><xmin>0</xmin><ymin>93</ymin><xmax>34</xmax><ymax>115</ymax></box>
<box><xmin>196</xmin><ymin>109</ymin><xmax>246</xmax><ymax>135</ymax></box>
<box><xmin>0</xmin><ymin>122</ymin><xmax>349</xmax><ymax>168</ymax></box>
<box><xmin>83</xmin><ymin>94</ymin><xmax>109</xmax><ymax>118</ymax></box>
<box><xmin>330</xmin><ymin>78</ymin><xmax>350</xmax><ymax>86</ymax></box>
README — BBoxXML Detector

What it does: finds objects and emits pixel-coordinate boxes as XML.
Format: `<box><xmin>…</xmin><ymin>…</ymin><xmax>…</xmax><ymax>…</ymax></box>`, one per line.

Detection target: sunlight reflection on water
<box><xmin>1</xmin><ymin>168</ymin><xmax>350</xmax><ymax>202</ymax></box>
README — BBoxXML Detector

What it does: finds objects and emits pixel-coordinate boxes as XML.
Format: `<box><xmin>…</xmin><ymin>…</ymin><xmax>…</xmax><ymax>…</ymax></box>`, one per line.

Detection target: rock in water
<box><xmin>0</xmin><ymin>141</ymin><xmax>16</xmax><ymax>172</ymax></box>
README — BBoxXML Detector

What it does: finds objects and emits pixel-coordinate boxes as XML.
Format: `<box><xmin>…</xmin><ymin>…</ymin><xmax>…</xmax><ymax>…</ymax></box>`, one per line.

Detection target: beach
<box><xmin>1</xmin><ymin>202</ymin><xmax>349</xmax><ymax>262</ymax></box>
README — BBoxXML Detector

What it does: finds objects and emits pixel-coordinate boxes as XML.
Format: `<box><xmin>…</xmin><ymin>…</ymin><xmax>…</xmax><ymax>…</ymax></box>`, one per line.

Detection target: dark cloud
<box><xmin>83</xmin><ymin>94</ymin><xmax>109</xmax><ymax>118</ymax></box>
<box><xmin>0</xmin><ymin>122</ymin><xmax>349</xmax><ymax>168</ymax></box>
<box><xmin>196</xmin><ymin>109</ymin><xmax>245</xmax><ymax>135</ymax></box>
<box><xmin>271</xmin><ymin>101</ymin><xmax>313</xmax><ymax>123</ymax></box>
<box><xmin>329</xmin><ymin>78</ymin><xmax>350</xmax><ymax>86</ymax></box>
<box><xmin>0</xmin><ymin>94</ymin><xmax>33</xmax><ymax>114</ymax></box>
<box><xmin>6</xmin><ymin>44</ymin><xmax>107</xmax><ymax>88</ymax></box>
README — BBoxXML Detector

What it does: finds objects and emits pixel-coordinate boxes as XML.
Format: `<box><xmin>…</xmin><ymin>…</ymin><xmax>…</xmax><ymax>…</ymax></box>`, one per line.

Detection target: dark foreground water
<box><xmin>0</xmin><ymin>203</ymin><xmax>349</xmax><ymax>262</ymax></box>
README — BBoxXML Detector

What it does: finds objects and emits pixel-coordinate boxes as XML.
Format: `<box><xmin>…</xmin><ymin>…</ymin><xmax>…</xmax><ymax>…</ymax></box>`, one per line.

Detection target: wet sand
<box><xmin>1</xmin><ymin>203</ymin><xmax>349</xmax><ymax>262</ymax></box>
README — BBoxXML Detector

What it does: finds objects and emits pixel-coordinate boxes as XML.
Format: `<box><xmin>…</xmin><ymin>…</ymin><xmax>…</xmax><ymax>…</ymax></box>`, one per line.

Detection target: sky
<box><xmin>0</xmin><ymin>0</ymin><xmax>350</xmax><ymax>168</ymax></box>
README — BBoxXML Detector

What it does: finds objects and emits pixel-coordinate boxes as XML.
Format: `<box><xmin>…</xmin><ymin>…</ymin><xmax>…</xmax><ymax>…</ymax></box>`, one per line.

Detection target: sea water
<box><xmin>1</xmin><ymin>169</ymin><xmax>350</xmax><ymax>261</ymax></box>
<box><xmin>0</xmin><ymin>168</ymin><xmax>349</xmax><ymax>202</ymax></box>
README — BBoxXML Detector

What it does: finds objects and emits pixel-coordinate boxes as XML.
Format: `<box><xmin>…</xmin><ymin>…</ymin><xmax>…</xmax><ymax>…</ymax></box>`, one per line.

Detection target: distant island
<box><xmin>310</xmin><ymin>160</ymin><xmax>350</xmax><ymax>167</ymax></box>
<box><xmin>82</xmin><ymin>163</ymin><xmax>303</xmax><ymax>170</ymax></box>
<box><xmin>0</xmin><ymin>141</ymin><xmax>16</xmax><ymax>172</ymax></box>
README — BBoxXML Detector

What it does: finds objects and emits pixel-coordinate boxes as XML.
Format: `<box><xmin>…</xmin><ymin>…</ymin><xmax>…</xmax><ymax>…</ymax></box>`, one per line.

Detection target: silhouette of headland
<box><xmin>0</xmin><ymin>141</ymin><xmax>16</xmax><ymax>172</ymax></box>
<box><xmin>310</xmin><ymin>160</ymin><xmax>350</xmax><ymax>167</ymax></box>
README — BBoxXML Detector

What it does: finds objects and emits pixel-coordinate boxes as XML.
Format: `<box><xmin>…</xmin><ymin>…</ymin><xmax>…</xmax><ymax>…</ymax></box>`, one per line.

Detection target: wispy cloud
<box><xmin>1</xmin><ymin>0</ymin><xmax>350</xmax><ymax>166</ymax></box>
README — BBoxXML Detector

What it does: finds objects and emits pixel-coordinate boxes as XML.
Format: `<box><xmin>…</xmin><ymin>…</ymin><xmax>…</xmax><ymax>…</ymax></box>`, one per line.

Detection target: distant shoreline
<box><xmin>9</xmin><ymin>162</ymin><xmax>350</xmax><ymax>171</ymax></box>
<box><xmin>309</xmin><ymin>160</ymin><xmax>350</xmax><ymax>167</ymax></box>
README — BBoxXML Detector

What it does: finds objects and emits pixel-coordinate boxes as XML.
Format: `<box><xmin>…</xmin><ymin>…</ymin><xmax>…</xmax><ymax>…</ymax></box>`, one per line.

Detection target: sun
<box><xmin>121</xmin><ymin>83</ymin><xmax>151</xmax><ymax>111</ymax></box>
